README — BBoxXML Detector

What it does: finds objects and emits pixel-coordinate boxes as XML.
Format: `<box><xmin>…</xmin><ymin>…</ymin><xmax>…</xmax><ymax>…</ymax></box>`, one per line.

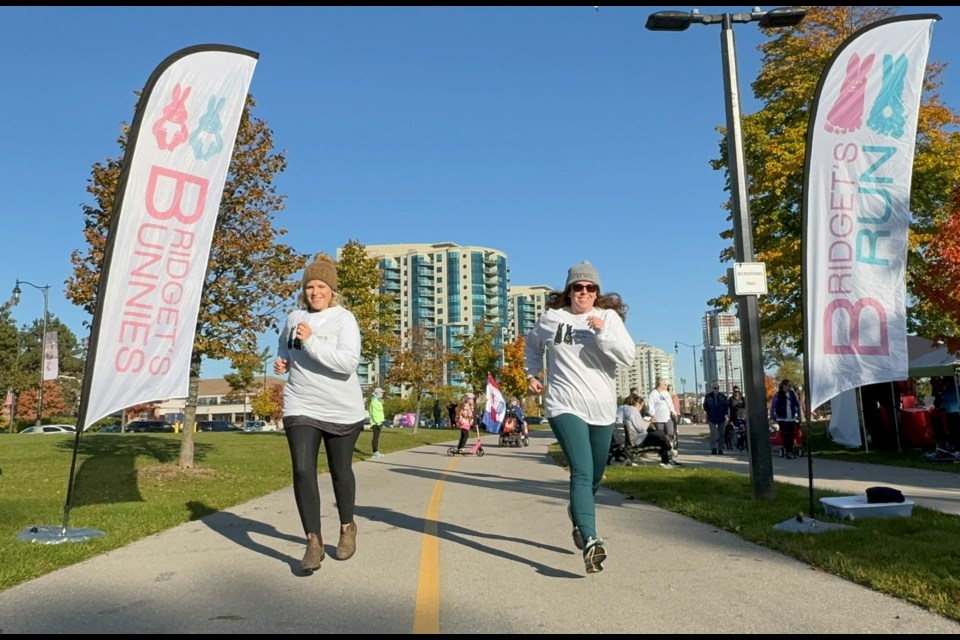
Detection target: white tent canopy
<box><xmin>909</xmin><ymin>345</ymin><xmax>960</xmax><ymax>378</ymax></box>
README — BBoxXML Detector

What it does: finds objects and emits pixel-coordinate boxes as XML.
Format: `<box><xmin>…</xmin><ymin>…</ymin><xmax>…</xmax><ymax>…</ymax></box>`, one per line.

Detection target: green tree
<box><xmin>499</xmin><ymin>336</ymin><xmax>528</xmax><ymax>403</ymax></box>
<box><xmin>223</xmin><ymin>352</ymin><xmax>262</xmax><ymax>424</ymax></box>
<box><xmin>66</xmin><ymin>94</ymin><xmax>304</xmax><ymax>468</ymax></box>
<box><xmin>451</xmin><ymin>321</ymin><xmax>500</xmax><ymax>396</ymax></box>
<box><xmin>383</xmin><ymin>326</ymin><xmax>447</xmax><ymax>433</ymax></box>
<box><xmin>336</xmin><ymin>239</ymin><xmax>398</xmax><ymax>362</ymax></box>
<box><xmin>706</xmin><ymin>6</ymin><xmax>960</xmax><ymax>355</ymax></box>
<box><xmin>250</xmin><ymin>386</ymin><xmax>279</xmax><ymax>423</ymax></box>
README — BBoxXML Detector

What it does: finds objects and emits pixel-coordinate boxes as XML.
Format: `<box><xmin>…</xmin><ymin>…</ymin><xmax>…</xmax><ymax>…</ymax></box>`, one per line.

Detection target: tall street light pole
<box><xmin>650</xmin><ymin>6</ymin><xmax>807</xmax><ymax>499</ymax></box>
<box><xmin>675</xmin><ymin>341</ymin><xmax>703</xmax><ymax>422</ymax></box>
<box><xmin>12</xmin><ymin>279</ymin><xmax>51</xmax><ymax>427</ymax></box>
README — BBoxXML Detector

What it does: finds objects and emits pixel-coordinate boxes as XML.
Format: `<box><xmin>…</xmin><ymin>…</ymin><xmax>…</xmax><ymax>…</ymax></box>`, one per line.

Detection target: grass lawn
<box><xmin>0</xmin><ymin>427</ymin><xmax>456</xmax><ymax>592</ymax></box>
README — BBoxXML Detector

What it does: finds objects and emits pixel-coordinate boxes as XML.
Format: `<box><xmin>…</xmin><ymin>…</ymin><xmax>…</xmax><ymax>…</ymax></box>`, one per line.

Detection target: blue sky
<box><xmin>1</xmin><ymin>6</ymin><xmax>956</xmax><ymax>391</ymax></box>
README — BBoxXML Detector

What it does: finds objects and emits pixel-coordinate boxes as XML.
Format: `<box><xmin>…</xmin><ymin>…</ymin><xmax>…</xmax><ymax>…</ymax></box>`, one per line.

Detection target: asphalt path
<box><xmin>0</xmin><ymin>424</ymin><xmax>957</xmax><ymax>634</ymax></box>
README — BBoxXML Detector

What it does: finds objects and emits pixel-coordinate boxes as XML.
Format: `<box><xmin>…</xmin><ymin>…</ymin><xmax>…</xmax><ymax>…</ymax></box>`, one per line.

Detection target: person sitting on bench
<box><xmin>622</xmin><ymin>393</ymin><xmax>681</xmax><ymax>468</ymax></box>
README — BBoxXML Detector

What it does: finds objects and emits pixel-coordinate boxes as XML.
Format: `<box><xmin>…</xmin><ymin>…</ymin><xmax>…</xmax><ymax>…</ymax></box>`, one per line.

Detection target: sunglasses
<box><xmin>570</xmin><ymin>283</ymin><xmax>599</xmax><ymax>293</ymax></box>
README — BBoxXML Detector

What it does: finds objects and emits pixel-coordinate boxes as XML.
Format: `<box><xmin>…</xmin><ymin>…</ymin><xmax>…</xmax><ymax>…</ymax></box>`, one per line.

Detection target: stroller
<box><xmin>498</xmin><ymin>408</ymin><xmax>529</xmax><ymax>448</ymax></box>
<box><xmin>769</xmin><ymin>422</ymin><xmax>804</xmax><ymax>457</ymax></box>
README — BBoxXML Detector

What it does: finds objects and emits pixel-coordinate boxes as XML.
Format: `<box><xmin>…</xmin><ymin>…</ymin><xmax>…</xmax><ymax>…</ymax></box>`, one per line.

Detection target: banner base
<box><xmin>773</xmin><ymin>516</ymin><xmax>853</xmax><ymax>534</ymax></box>
<box><xmin>17</xmin><ymin>525</ymin><xmax>105</xmax><ymax>544</ymax></box>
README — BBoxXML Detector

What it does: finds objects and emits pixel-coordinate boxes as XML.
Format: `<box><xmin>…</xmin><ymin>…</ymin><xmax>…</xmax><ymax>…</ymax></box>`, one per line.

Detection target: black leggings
<box><xmin>285</xmin><ymin>424</ymin><xmax>362</xmax><ymax>535</ymax></box>
<box><xmin>371</xmin><ymin>423</ymin><xmax>383</xmax><ymax>452</ymax></box>
<box><xmin>457</xmin><ymin>428</ymin><xmax>470</xmax><ymax>449</ymax></box>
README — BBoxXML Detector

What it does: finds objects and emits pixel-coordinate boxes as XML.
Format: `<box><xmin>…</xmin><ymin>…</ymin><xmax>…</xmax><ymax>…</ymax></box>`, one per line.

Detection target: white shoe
<box><xmin>372</xmin><ymin>451</ymin><xmax>384</xmax><ymax>459</ymax></box>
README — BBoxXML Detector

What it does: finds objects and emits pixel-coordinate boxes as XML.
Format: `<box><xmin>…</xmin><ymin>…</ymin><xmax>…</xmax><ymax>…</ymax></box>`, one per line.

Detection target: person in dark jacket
<box><xmin>702</xmin><ymin>384</ymin><xmax>729</xmax><ymax>455</ymax></box>
<box><xmin>770</xmin><ymin>379</ymin><xmax>803</xmax><ymax>459</ymax></box>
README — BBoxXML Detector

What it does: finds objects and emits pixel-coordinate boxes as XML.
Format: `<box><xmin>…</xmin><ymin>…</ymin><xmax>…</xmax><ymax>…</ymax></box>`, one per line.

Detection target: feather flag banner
<box><xmin>80</xmin><ymin>45</ymin><xmax>258</xmax><ymax>430</ymax></box>
<box><xmin>803</xmin><ymin>16</ymin><xmax>938</xmax><ymax>411</ymax></box>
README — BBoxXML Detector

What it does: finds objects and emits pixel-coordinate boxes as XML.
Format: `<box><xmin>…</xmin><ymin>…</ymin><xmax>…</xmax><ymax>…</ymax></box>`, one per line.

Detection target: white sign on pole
<box><xmin>733</xmin><ymin>262</ymin><xmax>767</xmax><ymax>296</ymax></box>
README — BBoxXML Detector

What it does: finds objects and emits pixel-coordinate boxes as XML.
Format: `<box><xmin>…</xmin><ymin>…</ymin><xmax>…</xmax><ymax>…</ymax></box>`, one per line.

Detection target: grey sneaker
<box><xmin>567</xmin><ymin>505</ymin><xmax>584</xmax><ymax>551</ymax></box>
<box><xmin>583</xmin><ymin>537</ymin><xmax>607</xmax><ymax>574</ymax></box>
<box><xmin>372</xmin><ymin>451</ymin><xmax>384</xmax><ymax>459</ymax></box>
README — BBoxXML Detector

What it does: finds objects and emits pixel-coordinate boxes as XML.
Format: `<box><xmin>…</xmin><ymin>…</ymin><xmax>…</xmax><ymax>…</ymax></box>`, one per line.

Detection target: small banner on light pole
<box><xmin>42</xmin><ymin>331</ymin><xmax>58</xmax><ymax>381</ymax></box>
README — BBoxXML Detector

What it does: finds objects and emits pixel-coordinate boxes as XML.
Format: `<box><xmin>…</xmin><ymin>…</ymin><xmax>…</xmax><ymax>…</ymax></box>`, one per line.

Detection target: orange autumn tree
<box><xmin>912</xmin><ymin>185</ymin><xmax>960</xmax><ymax>354</ymax></box>
<box><xmin>707</xmin><ymin>6</ymin><xmax>960</xmax><ymax>358</ymax></box>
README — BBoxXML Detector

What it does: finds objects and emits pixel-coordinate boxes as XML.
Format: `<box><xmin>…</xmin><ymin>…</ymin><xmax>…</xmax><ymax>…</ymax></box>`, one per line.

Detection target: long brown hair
<box><xmin>545</xmin><ymin>287</ymin><xmax>628</xmax><ymax>320</ymax></box>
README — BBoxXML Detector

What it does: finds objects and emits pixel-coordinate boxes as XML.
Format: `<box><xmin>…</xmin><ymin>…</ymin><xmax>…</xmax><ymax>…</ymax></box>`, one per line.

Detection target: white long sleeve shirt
<box><xmin>277</xmin><ymin>306</ymin><xmax>367</xmax><ymax>424</ymax></box>
<box><xmin>647</xmin><ymin>388</ymin><xmax>674</xmax><ymax>423</ymax></box>
<box><xmin>524</xmin><ymin>306</ymin><xmax>636</xmax><ymax>425</ymax></box>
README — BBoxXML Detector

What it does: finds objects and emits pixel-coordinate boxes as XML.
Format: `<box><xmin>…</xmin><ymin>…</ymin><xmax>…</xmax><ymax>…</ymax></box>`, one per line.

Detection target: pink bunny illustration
<box><xmin>152</xmin><ymin>84</ymin><xmax>192</xmax><ymax>151</ymax></box>
<box><xmin>824</xmin><ymin>53</ymin><xmax>874</xmax><ymax>135</ymax></box>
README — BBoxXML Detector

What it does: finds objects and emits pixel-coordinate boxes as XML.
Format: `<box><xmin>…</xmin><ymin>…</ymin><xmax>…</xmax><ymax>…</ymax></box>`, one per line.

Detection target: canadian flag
<box><xmin>482</xmin><ymin>373</ymin><xmax>506</xmax><ymax>434</ymax></box>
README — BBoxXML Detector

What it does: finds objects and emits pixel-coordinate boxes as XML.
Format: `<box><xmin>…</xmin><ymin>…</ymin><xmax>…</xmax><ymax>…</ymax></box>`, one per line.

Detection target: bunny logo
<box><xmin>190</xmin><ymin>95</ymin><xmax>226</xmax><ymax>161</ymax></box>
<box><xmin>824</xmin><ymin>53</ymin><xmax>874</xmax><ymax>135</ymax></box>
<box><xmin>151</xmin><ymin>84</ymin><xmax>192</xmax><ymax>151</ymax></box>
<box><xmin>824</xmin><ymin>52</ymin><xmax>911</xmax><ymax>140</ymax></box>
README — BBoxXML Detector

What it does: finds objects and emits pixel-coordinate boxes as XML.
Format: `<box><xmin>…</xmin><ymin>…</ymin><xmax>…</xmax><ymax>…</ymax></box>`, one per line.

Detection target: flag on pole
<box><xmin>482</xmin><ymin>373</ymin><xmax>507</xmax><ymax>434</ymax></box>
<box><xmin>42</xmin><ymin>330</ymin><xmax>58</xmax><ymax>381</ymax></box>
<box><xmin>79</xmin><ymin>45</ymin><xmax>259</xmax><ymax>431</ymax></box>
<box><xmin>803</xmin><ymin>15</ymin><xmax>939</xmax><ymax>412</ymax></box>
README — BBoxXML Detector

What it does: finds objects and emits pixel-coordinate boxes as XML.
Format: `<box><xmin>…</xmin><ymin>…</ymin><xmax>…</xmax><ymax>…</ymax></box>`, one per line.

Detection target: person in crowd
<box><xmin>447</xmin><ymin>400</ymin><xmax>458</xmax><ymax>430</ymax></box>
<box><xmin>274</xmin><ymin>253</ymin><xmax>367</xmax><ymax>572</ymax></box>
<box><xmin>769</xmin><ymin>378</ymin><xmax>803</xmax><ymax>459</ymax></box>
<box><xmin>728</xmin><ymin>385</ymin><xmax>747</xmax><ymax>451</ymax></box>
<box><xmin>647</xmin><ymin>378</ymin><xmax>676</xmax><ymax>446</ymax></box>
<box><xmin>368</xmin><ymin>387</ymin><xmax>386</xmax><ymax>458</ymax></box>
<box><xmin>667</xmin><ymin>384</ymin><xmax>682</xmax><ymax>437</ymax></box>
<box><xmin>703</xmin><ymin>383</ymin><xmax>730</xmax><ymax>455</ymax></box>
<box><xmin>455</xmin><ymin>392</ymin><xmax>476</xmax><ymax>452</ymax></box>
<box><xmin>432</xmin><ymin>398</ymin><xmax>442</xmax><ymax>428</ymax></box>
<box><xmin>525</xmin><ymin>260</ymin><xmax>635</xmax><ymax>575</ymax></box>
<box><xmin>623</xmin><ymin>394</ymin><xmax>681</xmax><ymax>468</ymax></box>
<box><xmin>508</xmin><ymin>396</ymin><xmax>528</xmax><ymax>442</ymax></box>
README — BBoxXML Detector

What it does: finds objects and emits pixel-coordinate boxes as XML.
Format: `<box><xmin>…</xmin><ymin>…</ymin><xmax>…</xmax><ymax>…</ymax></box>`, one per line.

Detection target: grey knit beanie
<box><xmin>565</xmin><ymin>260</ymin><xmax>601</xmax><ymax>290</ymax></box>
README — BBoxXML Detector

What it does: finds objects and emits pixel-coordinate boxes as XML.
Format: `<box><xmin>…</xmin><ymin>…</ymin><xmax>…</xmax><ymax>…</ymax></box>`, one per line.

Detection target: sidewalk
<box><xmin>0</xmin><ymin>428</ymin><xmax>957</xmax><ymax>634</ymax></box>
<box><xmin>672</xmin><ymin>422</ymin><xmax>960</xmax><ymax>516</ymax></box>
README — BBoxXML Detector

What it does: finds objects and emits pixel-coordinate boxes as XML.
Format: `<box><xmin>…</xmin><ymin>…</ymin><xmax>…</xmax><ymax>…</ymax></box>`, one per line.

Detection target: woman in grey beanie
<box><xmin>524</xmin><ymin>260</ymin><xmax>636</xmax><ymax>574</ymax></box>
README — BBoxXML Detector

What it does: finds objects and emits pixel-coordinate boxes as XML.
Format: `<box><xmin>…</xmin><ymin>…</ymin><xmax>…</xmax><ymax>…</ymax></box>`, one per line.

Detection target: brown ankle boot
<box><xmin>336</xmin><ymin>522</ymin><xmax>357</xmax><ymax>560</ymax></box>
<box><xmin>301</xmin><ymin>533</ymin><xmax>323</xmax><ymax>571</ymax></box>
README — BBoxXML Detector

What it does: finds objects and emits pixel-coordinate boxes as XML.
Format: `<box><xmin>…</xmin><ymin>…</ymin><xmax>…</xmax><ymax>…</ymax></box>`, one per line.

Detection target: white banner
<box><xmin>804</xmin><ymin>16</ymin><xmax>938</xmax><ymax>411</ymax></box>
<box><xmin>81</xmin><ymin>46</ymin><xmax>258</xmax><ymax>430</ymax></box>
<box><xmin>42</xmin><ymin>330</ymin><xmax>58</xmax><ymax>381</ymax></box>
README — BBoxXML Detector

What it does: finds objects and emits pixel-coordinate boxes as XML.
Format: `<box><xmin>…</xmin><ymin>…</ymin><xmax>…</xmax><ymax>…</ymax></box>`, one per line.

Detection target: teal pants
<box><xmin>548</xmin><ymin>413</ymin><xmax>614</xmax><ymax>541</ymax></box>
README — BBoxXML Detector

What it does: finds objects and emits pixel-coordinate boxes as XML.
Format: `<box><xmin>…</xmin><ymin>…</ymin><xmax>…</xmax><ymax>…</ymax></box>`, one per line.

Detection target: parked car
<box><xmin>20</xmin><ymin>424</ymin><xmax>76</xmax><ymax>434</ymax></box>
<box><xmin>97</xmin><ymin>424</ymin><xmax>123</xmax><ymax>433</ymax></box>
<box><xmin>126</xmin><ymin>420</ymin><xmax>175</xmax><ymax>433</ymax></box>
<box><xmin>196</xmin><ymin>420</ymin><xmax>243</xmax><ymax>432</ymax></box>
<box><xmin>243</xmin><ymin>420</ymin><xmax>269</xmax><ymax>432</ymax></box>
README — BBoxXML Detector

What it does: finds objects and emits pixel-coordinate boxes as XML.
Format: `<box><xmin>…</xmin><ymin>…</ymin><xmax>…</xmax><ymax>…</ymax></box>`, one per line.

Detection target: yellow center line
<box><xmin>412</xmin><ymin>455</ymin><xmax>460</xmax><ymax>634</ymax></box>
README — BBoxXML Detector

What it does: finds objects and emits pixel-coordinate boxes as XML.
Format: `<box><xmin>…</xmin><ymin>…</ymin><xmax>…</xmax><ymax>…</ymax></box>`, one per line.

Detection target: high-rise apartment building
<box><xmin>616</xmin><ymin>342</ymin><xmax>675</xmax><ymax>400</ymax></box>
<box><xmin>507</xmin><ymin>284</ymin><xmax>552</xmax><ymax>343</ymax></box>
<box><xmin>702</xmin><ymin>310</ymin><xmax>743</xmax><ymax>393</ymax></box>
<box><xmin>362</xmin><ymin>242</ymin><xmax>509</xmax><ymax>388</ymax></box>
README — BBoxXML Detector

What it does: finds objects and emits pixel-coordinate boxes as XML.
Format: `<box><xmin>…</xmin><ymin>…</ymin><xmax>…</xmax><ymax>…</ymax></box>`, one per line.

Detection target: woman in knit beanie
<box><xmin>274</xmin><ymin>252</ymin><xmax>366</xmax><ymax>572</ymax></box>
<box><xmin>523</xmin><ymin>260</ymin><xmax>635</xmax><ymax>575</ymax></box>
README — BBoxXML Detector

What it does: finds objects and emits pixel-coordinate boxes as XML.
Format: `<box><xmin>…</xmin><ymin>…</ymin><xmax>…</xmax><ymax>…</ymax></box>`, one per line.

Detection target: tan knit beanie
<box><xmin>302</xmin><ymin>253</ymin><xmax>338</xmax><ymax>290</ymax></box>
